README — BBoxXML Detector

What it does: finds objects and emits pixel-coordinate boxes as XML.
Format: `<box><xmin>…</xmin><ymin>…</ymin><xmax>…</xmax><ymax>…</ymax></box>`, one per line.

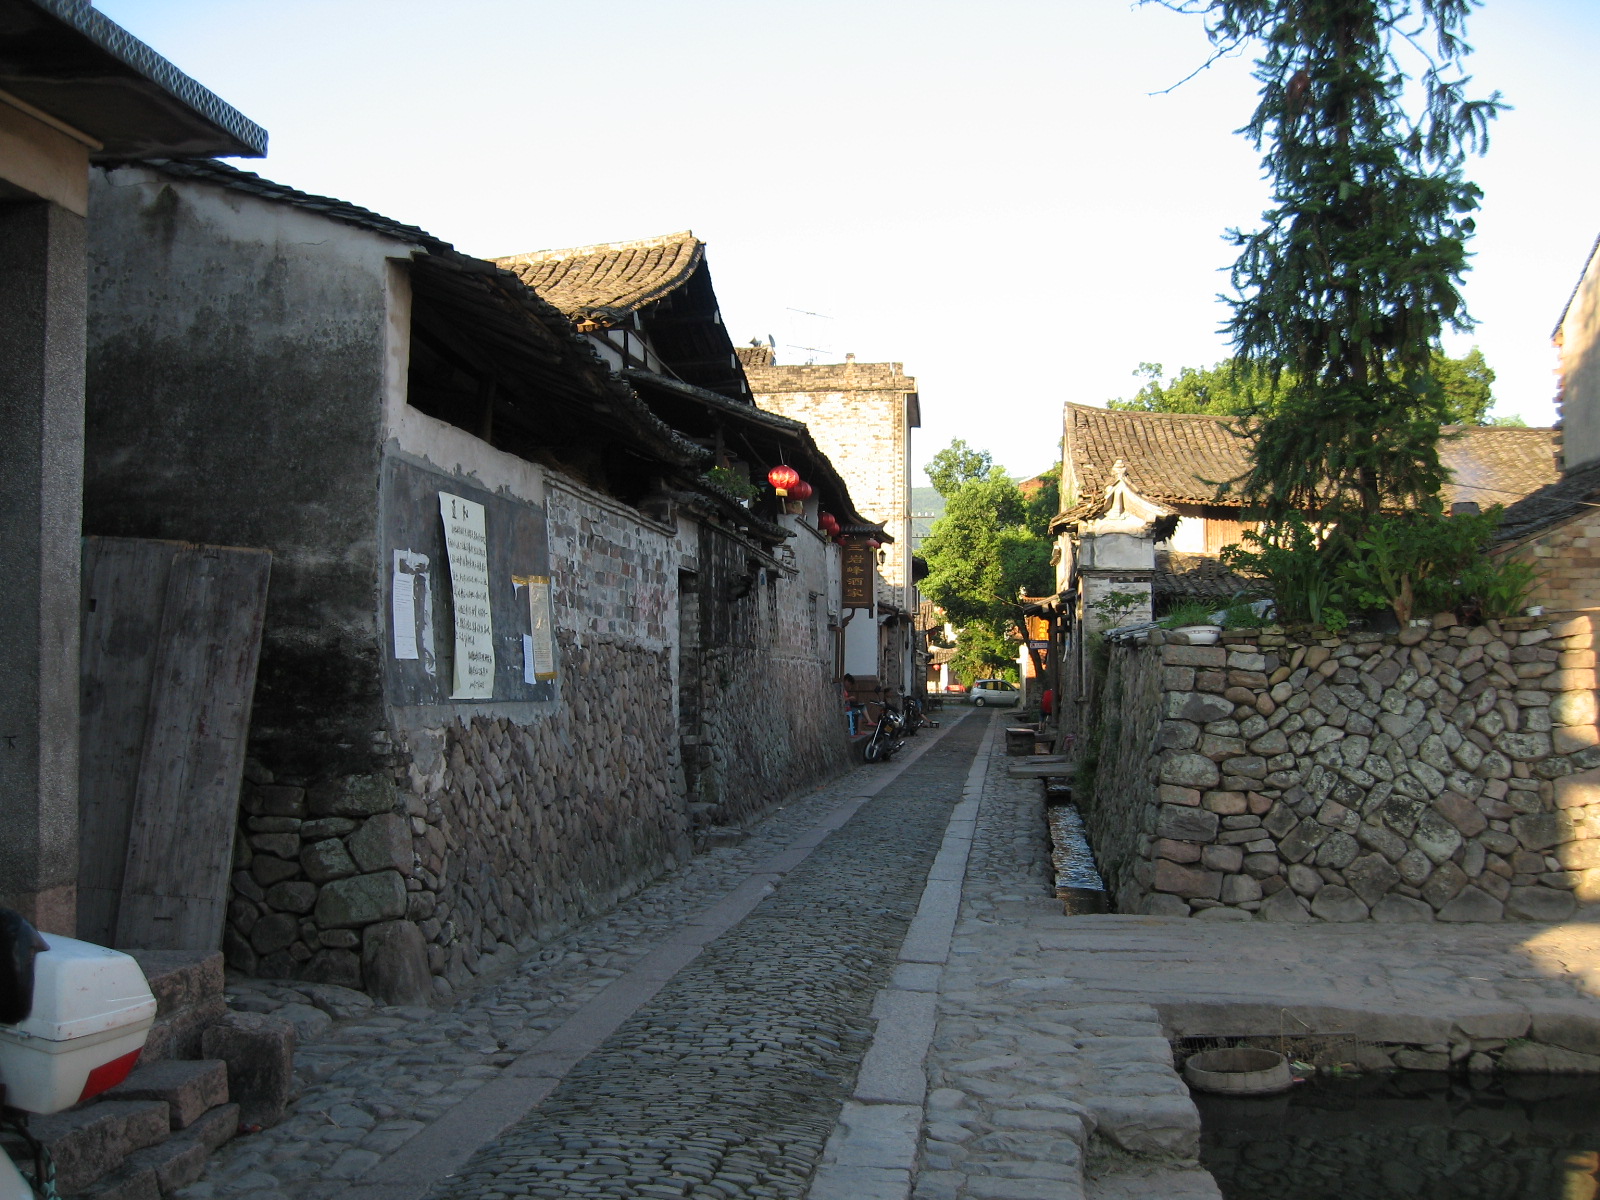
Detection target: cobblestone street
<box><xmin>171</xmin><ymin>707</ymin><xmax>1600</xmax><ymax>1200</ymax></box>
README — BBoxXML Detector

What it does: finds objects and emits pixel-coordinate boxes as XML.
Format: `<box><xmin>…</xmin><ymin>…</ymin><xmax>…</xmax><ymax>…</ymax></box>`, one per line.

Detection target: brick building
<box><xmin>743</xmin><ymin>353</ymin><xmax>923</xmax><ymax>694</ymax></box>
<box><xmin>1497</xmin><ymin>235</ymin><xmax>1600</xmax><ymax>616</ymax></box>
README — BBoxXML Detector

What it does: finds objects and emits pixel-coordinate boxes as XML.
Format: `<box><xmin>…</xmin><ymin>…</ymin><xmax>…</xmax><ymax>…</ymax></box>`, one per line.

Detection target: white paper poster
<box><xmin>513</xmin><ymin>574</ymin><xmax>558</xmax><ymax>683</ymax></box>
<box><xmin>439</xmin><ymin>493</ymin><xmax>494</xmax><ymax>699</ymax></box>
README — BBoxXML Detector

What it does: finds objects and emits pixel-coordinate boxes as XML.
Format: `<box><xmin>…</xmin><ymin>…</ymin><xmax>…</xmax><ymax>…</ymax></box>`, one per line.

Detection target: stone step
<box><xmin>117</xmin><ymin>1102</ymin><xmax>240</xmax><ymax>1196</ymax></box>
<box><xmin>105</xmin><ymin>1059</ymin><xmax>229</xmax><ymax>1130</ymax></box>
<box><xmin>17</xmin><ymin>1100</ymin><xmax>169</xmax><ymax>1195</ymax></box>
<box><xmin>127</xmin><ymin>950</ymin><xmax>226</xmax><ymax>1063</ymax></box>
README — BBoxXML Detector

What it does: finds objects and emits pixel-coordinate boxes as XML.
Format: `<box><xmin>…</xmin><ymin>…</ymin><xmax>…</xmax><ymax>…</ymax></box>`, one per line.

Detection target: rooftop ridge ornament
<box><xmin>1087</xmin><ymin>459</ymin><xmax>1171</xmax><ymax>536</ymax></box>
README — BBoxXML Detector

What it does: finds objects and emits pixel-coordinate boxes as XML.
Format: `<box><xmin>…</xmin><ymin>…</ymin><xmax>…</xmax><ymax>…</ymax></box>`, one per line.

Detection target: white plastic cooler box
<box><xmin>0</xmin><ymin>934</ymin><xmax>156</xmax><ymax>1114</ymax></box>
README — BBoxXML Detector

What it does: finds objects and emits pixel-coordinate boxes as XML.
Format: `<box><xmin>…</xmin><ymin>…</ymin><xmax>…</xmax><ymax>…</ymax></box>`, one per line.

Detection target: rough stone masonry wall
<box><xmin>225</xmin><ymin>477</ymin><xmax>851</xmax><ymax>999</ymax></box>
<box><xmin>1501</xmin><ymin>510</ymin><xmax>1600</xmax><ymax>616</ymax></box>
<box><xmin>1087</xmin><ymin>614</ymin><xmax>1600</xmax><ymax>922</ymax></box>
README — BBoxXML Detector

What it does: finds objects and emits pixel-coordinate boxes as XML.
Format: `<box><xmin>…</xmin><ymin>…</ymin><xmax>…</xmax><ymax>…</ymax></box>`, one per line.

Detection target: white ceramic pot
<box><xmin>1176</xmin><ymin>625</ymin><xmax>1221</xmax><ymax>645</ymax></box>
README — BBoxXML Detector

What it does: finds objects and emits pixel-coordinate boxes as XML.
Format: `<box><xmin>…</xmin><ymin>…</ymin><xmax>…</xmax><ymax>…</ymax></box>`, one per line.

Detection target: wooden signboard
<box><xmin>841</xmin><ymin>545</ymin><xmax>874</xmax><ymax>609</ymax></box>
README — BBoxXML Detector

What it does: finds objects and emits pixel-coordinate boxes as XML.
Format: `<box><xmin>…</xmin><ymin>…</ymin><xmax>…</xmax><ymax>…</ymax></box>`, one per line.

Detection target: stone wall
<box><xmin>226</xmin><ymin>475</ymin><xmax>851</xmax><ymax>998</ymax></box>
<box><xmin>1500</xmin><ymin>505</ymin><xmax>1600</xmax><ymax>615</ymax></box>
<box><xmin>1084</xmin><ymin>614</ymin><xmax>1600</xmax><ymax>922</ymax></box>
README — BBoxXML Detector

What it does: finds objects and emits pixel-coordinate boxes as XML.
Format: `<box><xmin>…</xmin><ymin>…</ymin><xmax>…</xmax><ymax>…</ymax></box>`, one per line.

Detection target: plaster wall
<box><xmin>85</xmin><ymin>166</ymin><xmax>405</xmax><ymax>779</ymax></box>
<box><xmin>1559</xmin><ymin>243</ymin><xmax>1600</xmax><ymax>473</ymax></box>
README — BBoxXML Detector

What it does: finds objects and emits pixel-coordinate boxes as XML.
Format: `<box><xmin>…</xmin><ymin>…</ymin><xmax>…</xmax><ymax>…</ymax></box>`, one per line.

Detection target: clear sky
<box><xmin>97</xmin><ymin>0</ymin><xmax>1600</xmax><ymax>485</ymax></box>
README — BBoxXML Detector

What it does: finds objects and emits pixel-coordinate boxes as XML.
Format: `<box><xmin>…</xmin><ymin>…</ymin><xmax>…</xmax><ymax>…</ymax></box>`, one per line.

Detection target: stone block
<box><xmin>201</xmin><ymin>1012</ymin><xmax>296</xmax><ymax>1129</ymax></box>
<box><xmin>1142</xmin><ymin>894</ymin><xmax>1190</xmax><ymax>917</ymax></box>
<box><xmin>301</xmin><ymin>838</ymin><xmax>358</xmax><ymax>883</ymax></box>
<box><xmin>1154</xmin><ymin>838</ymin><xmax>1202</xmax><ymax>863</ymax></box>
<box><xmin>348</xmin><ymin>812</ymin><xmax>414</xmax><ymax>876</ymax></box>
<box><xmin>249</xmin><ymin>854</ymin><xmax>300</xmax><ymax>888</ymax></box>
<box><xmin>1168</xmin><ymin>692</ymin><xmax>1235</xmax><ymax>723</ymax></box>
<box><xmin>1220</xmin><ymin>874</ymin><xmax>1262</xmax><ymax>904</ymax></box>
<box><xmin>185</xmin><ymin>1102</ymin><xmax>241</xmax><ymax>1153</ymax></box>
<box><xmin>75</xmin><ymin>1163</ymin><xmax>160</xmax><ymax>1200</ymax></box>
<box><xmin>1505</xmin><ymin>886</ymin><xmax>1577</xmax><ymax>922</ymax></box>
<box><xmin>1557</xmin><ymin>840</ymin><xmax>1600</xmax><ymax>871</ymax></box>
<box><xmin>303</xmin><ymin>947</ymin><xmax>363</xmax><ymax>988</ymax></box>
<box><xmin>309</xmin><ymin>773</ymin><xmax>397</xmax><ymax>818</ymax></box>
<box><xmin>105</xmin><ymin>1059</ymin><xmax>229</xmax><ymax>1130</ymax></box>
<box><xmin>1422</xmin><ymin>859</ymin><xmax>1468</xmax><ymax>908</ymax></box>
<box><xmin>1555</xmin><ymin>767</ymin><xmax>1600</xmax><ymax>810</ymax></box>
<box><xmin>264</xmin><ymin>880</ymin><xmax>317</xmax><ymax>914</ymax></box>
<box><xmin>1499</xmin><ymin>1042</ymin><xmax>1600</xmax><ymax>1073</ymax></box>
<box><xmin>1494</xmin><ymin>730</ymin><xmax>1553</xmax><ymax>761</ymax></box>
<box><xmin>1555</xmin><ymin>725</ymin><xmax>1600</xmax><ymax>754</ymax></box>
<box><xmin>249</xmin><ymin>912</ymin><xmax>298</xmax><ymax>955</ymax></box>
<box><xmin>25</xmin><ymin>1101</ymin><xmax>171</xmax><ymax>1193</ymax></box>
<box><xmin>1414</xmin><ymin>810</ymin><xmax>1463</xmax><ymax>864</ymax></box>
<box><xmin>1163</xmin><ymin>645</ymin><xmax>1227</xmax><ymax>668</ymax></box>
<box><xmin>1344</xmin><ymin>853</ymin><xmax>1399</xmax><ymax>906</ymax></box>
<box><xmin>1257</xmin><ymin>886</ymin><xmax>1312</xmax><ymax>922</ymax></box>
<box><xmin>1201</xmin><ymin>844</ymin><xmax>1244</xmax><ymax>873</ymax></box>
<box><xmin>1372</xmin><ymin>894</ymin><xmax>1434</xmax><ymax>922</ymax></box>
<box><xmin>1436</xmin><ymin>886</ymin><xmax>1504</xmax><ymax>922</ymax></box>
<box><xmin>1152</xmin><ymin>859</ymin><xmax>1222</xmax><ymax>900</ymax></box>
<box><xmin>1157</xmin><ymin>784</ymin><xmax>1201</xmax><ymax>807</ymax></box>
<box><xmin>1160</xmin><ymin>752</ymin><xmax>1220</xmax><ymax>789</ymax></box>
<box><xmin>1088</xmin><ymin>1095</ymin><xmax>1200</xmax><ymax>1157</ymax></box>
<box><xmin>1550</xmin><ymin>690</ymin><xmax>1599</xmax><ymax>727</ymax></box>
<box><xmin>126</xmin><ymin>950</ymin><xmax>224</xmax><ymax>1020</ymax></box>
<box><xmin>1310</xmin><ymin>885</ymin><xmax>1368</xmax><ymax>922</ymax></box>
<box><xmin>1277</xmin><ymin>819</ymin><xmax>1330</xmax><ymax>863</ymax></box>
<box><xmin>246</xmin><ymin>784</ymin><xmax>307</xmax><ymax>818</ymax></box>
<box><xmin>1155</xmin><ymin>805</ymin><xmax>1219</xmax><ymax>843</ymax></box>
<box><xmin>1432</xmin><ymin>791</ymin><xmax>1488</xmax><ymax>838</ymax></box>
<box><xmin>1510</xmin><ymin>813</ymin><xmax>1567</xmax><ymax>852</ymax></box>
<box><xmin>1202</xmin><ymin>790</ymin><xmax>1248</xmax><ymax>815</ymax></box>
<box><xmin>314</xmin><ymin>871</ymin><xmax>407</xmax><ymax>929</ymax></box>
<box><xmin>362</xmin><ymin>919</ymin><xmax>432</xmax><ymax>1005</ymax></box>
<box><xmin>122</xmin><ymin>1134</ymin><xmax>211</xmax><ymax>1195</ymax></box>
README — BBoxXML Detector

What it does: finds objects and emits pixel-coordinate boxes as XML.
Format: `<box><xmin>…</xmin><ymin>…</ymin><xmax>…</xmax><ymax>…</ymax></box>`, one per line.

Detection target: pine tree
<box><xmin>1164</xmin><ymin>0</ymin><xmax>1503</xmax><ymax>523</ymax></box>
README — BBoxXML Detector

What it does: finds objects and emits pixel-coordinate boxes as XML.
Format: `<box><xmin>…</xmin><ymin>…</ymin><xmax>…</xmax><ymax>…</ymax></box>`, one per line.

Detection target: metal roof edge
<box><xmin>27</xmin><ymin>0</ymin><xmax>267</xmax><ymax>156</ymax></box>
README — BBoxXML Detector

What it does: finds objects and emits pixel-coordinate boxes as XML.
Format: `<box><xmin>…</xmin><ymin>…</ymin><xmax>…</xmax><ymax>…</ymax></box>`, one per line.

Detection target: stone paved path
<box><xmin>177</xmin><ymin>707</ymin><xmax>1600</xmax><ymax>1200</ymax></box>
<box><xmin>176</xmin><ymin>711</ymin><xmax>982</xmax><ymax>1200</ymax></box>
<box><xmin>909</xmin><ymin>715</ymin><xmax>1600</xmax><ymax>1200</ymax></box>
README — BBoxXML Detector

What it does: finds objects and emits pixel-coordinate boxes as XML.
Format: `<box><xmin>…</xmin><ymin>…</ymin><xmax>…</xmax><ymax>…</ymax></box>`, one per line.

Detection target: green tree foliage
<box><xmin>1021</xmin><ymin>464</ymin><xmax>1062</xmax><ymax>537</ymax></box>
<box><xmin>921</xmin><ymin>456</ymin><xmax>1054</xmax><ymax>681</ymax></box>
<box><xmin>925</xmin><ymin>439</ymin><xmax>993</xmax><ymax>499</ymax></box>
<box><xmin>1112</xmin><ymin>348</ymin><xmax>1507</xmax><ymax>424</ymax></box>
<box><xmin>1163</xmin><ymin>0</ymin><xmax>1503</xmax><ymax>524</ymax></box>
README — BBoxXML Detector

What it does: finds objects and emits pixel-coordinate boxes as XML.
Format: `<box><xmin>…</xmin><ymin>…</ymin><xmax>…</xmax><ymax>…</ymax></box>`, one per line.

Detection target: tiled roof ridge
<box><xmin>143</xmin><ymin>158</ymin><xmax>452</xmax><ymax>253</ymax></box>
<box><xmin>1066</xmin><ymin>402</ymin><xmax>1240</xmax><ymax>425</ymax></box>
<box><xmin>495</xmin><ymin>230</ymin><xmax>699</xmax><ymax>265</ymax></box>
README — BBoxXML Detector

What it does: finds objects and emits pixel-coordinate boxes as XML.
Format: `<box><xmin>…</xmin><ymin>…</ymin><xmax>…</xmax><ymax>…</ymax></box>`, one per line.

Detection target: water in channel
<box><xmin>1046</xmin><ymin>800</ymin><xmax>1108</xmax><ymax>914</ymax></box>
<box><xmin>1196</xmin><ymin>1072</ymin><xmax>1600</xmax><ymax>1200</ymax></box>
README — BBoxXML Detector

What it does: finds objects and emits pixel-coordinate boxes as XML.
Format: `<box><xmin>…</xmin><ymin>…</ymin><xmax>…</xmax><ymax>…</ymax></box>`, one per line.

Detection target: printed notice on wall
<box><xmin>439</xmin><ymin>492</ymin><xmax>494</xmax><ymax>699</ymax></box>
<box><xmin>391</xmin><ymin>549</ymin><xmax>436</xmax><ymax>676</ymax></box>
<box><xmin>513</xmin><ymin>574</ymin><xmax>558</xmax><ymax>683</ymax></box>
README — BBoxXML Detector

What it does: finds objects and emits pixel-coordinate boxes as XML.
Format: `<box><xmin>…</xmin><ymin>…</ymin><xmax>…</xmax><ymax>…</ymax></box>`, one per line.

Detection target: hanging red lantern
<box><xmin>790</xmin><ymin>479</ymin><xmax>813</xmax><ymax>501</ymax></box>
<box><xmin>768</xmin><ymin>464</ymin><xmax>800</xmax><ymax>496</ymax></box>
<box><xmin>819</xmin><ymin>512</ymin><xmax>838</xmax><ymax>532</ymax></box>
<box><xmin>866</xmin><ymin>538</ymin><xmax>881</xmax><ymax>549</ymax></box>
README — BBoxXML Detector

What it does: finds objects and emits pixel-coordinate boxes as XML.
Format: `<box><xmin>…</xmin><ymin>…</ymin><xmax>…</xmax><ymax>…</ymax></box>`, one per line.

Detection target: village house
<box><xmin>82</xmin><ymin>165</ymin><xmax>872</xmax><ymax>998</ymax></box>
<box><xmin>0</xmin><ymin>0</ymin><xmax>266</xmax><ymax>935</ymax></box>
<box><xmin>1053</xmin><ymin>402</ymin><xmax>1561</xmax><ymax>631</ymax></box>
<box><xmin>1497</xmin><ymin>236</ymin><xmax>1600</xmax><ymax>619</ymax></box>
<box><xmin>742</xmin><ymin>352</ymin><xmax>926</xmax><ymax>700</ymax></box>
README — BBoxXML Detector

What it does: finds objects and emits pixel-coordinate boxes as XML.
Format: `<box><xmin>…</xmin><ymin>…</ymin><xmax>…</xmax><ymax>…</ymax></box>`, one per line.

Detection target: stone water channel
<box><xmin>1016</xmin><ymin>743</ymin><xmax>1600</xmax><ymax>1200</ymax></box>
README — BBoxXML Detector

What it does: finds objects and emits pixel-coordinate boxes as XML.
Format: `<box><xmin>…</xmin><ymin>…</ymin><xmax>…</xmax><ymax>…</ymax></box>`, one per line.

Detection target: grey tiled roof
<box><xmin>495</xmin><ymin>233</ymin><xmax>703</xmax><ymax>326</ymax></box>
<box><xmin>1497</xmin><ymin>459</ymin><xmax>1600</xmax><ymax>543</ymax></box>
<box><xmin>1062</xmin><ymin>404</ymin><xmax>1559</xmax><ymax>513</ymax></box>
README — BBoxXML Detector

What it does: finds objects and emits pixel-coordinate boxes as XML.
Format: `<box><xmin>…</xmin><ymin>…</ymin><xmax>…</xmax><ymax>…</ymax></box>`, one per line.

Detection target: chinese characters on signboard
<box><xmin>440</xmin><ymin>492</ymin><xmax>495</xmax><ymax>699</ymax></box>
<box><xmin>841</xmin><ymin>545</ymin><xmax>874</xmax><ymax>609</ymax></box>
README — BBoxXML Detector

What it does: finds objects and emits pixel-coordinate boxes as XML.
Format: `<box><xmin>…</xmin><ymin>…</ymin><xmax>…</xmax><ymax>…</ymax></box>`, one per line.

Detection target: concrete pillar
<box><xmin>0</xmin><ymin>200</ymin><xmax>85</xmax><ymax>935</ymax></box>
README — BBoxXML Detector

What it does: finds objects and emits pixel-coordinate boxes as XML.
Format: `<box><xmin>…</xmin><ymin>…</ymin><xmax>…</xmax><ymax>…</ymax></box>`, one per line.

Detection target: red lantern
<box><xmin>768</xmin><ymin>464</ymin><xmax>800</xmax><ymax>496</ymax></box>
<box><xmin>819</xmin><ymin>512</ymin><xmax>838</xmax><ymax>532</ymax></box>
<box><xmin>790</xmin><ymin>479</ymin><xmax>813</xmax><ymax>501</ymax></box>
<box><xmin>866</xmin><ymin>538</ymin><xmax>881</xmax><ymax>549</ymax></box>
